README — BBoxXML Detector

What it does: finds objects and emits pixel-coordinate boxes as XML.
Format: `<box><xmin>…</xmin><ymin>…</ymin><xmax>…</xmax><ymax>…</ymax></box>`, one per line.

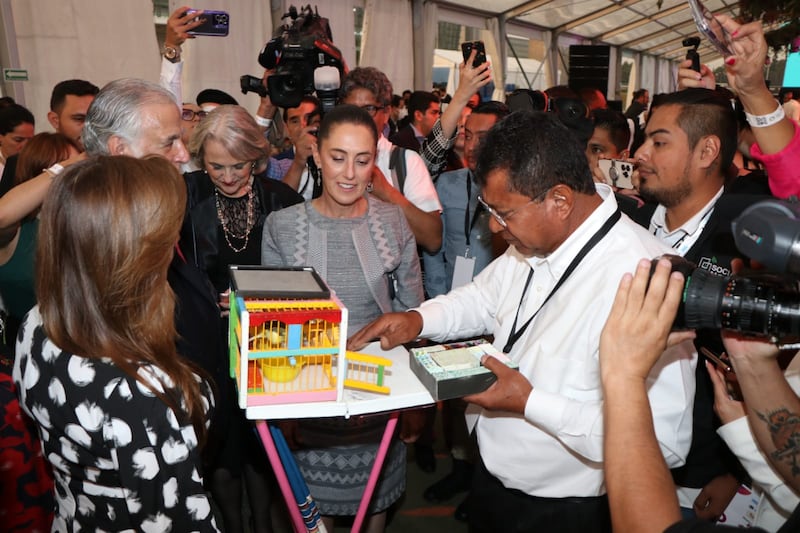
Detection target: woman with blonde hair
<box><xmin>184</xmin><ymin>104</ymin><xmax>301</xmax><ymax>297</ymax></box>
<box><xmin>14</xmin><ymin>155</ymin><xmax>219</xmax><ymax>531</ymax></box>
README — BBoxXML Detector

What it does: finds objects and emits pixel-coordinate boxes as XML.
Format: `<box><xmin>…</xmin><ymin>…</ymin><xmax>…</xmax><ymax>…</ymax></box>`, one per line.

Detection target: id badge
<box><xmin>452</xmin><ymin>255</ymin><xmax>476</xmax><ymax>289</ymax></box>
<box><xmin>465</xmin><ymin>403</ymin><xmax>481</xmax><ymax>434</ymax></box>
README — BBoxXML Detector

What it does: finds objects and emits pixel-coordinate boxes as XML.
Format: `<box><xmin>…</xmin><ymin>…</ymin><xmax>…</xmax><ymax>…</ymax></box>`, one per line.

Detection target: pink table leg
<box><xmin>255</xmin><ymin>420</ymin><xmax>307</xmax><ymax>533</ymax></box>
<box><xmin>352</xmin><ymin>411</ymin><xmax>400</xmax><ymax>532</ymax></box>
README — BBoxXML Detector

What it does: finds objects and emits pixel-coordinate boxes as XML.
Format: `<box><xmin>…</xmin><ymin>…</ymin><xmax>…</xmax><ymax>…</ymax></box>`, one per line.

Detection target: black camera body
<box><xmin>240</xmin><ymin>75</ymin><xmax>266</xmax><ymax>98</ymax></box>
<box><xmin>263</xmin><ymin>34</ymin><xmax>342</xmax><ymax>109</ymax></box>
<box><xmin>655</xmin><ymin>199</ymin><xmax>800</xmax><ymax>345</ymax></box>
<box><xmin>683</xmin><ymin>36</ymin><xmax>701</xmax><ymax>73</ymax></box>
<box><xmin>241</xmin><ymin>5</ymin><xmax>346</xmax><ymax>110</ymax></box>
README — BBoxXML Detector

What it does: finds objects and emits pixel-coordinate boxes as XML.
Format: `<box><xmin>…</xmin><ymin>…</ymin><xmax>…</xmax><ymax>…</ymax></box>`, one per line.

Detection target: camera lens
<box><xmin>679</xmin><ymin>268</ymin><xmax>800</xmax><ymax>341</ymax></box>
<box><xmin>282</xmin><ymin>77</ymin><xmax>299</xmax><ymax>92</ymax></box>
<box><xmin>680</xmin><ymin>269</ymin><xmax>726</xmax><ymax>330</ymax></box>
<box><xmin>267</xmin><ymin>73</ymin><xmax>304</xmax><ymax>108</ymax></box>
<box><xmin>650</xmin><ymin>255</ymin><xmax>800</xmax><ymax>342</ymax></box>
<box><xmin>718</xmin><ymin>275</ymin><xmax>800</xmax><ymax>338</ymax></box>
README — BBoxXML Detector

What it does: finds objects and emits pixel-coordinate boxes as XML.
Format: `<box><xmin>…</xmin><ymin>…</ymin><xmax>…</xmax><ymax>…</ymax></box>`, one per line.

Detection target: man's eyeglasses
<box><xmin>182</xmin><ymin>109</ymin><xmax>208</xmax><ymax>121</ymax></box>
<box><xmin>359</xmin><ymin>104</ymin><xmax>386</xmax><ymax>116</ymax></box>
<box><xmin>477</xmin><ymin>189</ymin><xmax>549</xmax><ymax>228</ymax></box>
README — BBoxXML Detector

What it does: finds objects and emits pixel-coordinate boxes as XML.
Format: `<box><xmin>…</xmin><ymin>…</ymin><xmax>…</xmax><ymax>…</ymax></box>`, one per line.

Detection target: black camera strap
<box><xmin>307</xmin><ymin>156</ymin><xmax>323</xmax><ymax>199</ymax></box>
<box><xmin>502</xmin><ymin>208</ymin><xmax>621</xmax><ymax>353</ymax></box>
<box><xmin>389</xmin><ymin>146</ymin><xmax>408</xmax><ymax>194</ymax></box>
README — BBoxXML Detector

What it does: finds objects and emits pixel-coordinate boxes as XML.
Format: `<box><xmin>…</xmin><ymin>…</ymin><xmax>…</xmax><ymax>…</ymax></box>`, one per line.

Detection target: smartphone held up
<box><xmin>461</xmin><ymin>41</ymin><xmax>487</xmax><ymax>68</ymax></box>
<box><xmin>598</xmin><ymin>159</ymin><xmax>635</xmax><ymax>189</ymax></box>
<box><xmin>185</xmin><ymin>9</ymin><xmax>230</xmax><ymax>37</ymax></box>
<box><xmin>688</xmin><ymin>0</ymin><xmax>732</xmax><ymax>57</ymax></box>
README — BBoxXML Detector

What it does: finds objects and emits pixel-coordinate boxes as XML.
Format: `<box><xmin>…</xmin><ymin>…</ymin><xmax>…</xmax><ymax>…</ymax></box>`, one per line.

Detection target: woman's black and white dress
<box><xmin>13</xmin><ymin>308</ymin><xmax>219</xmax><ymax>532</ymax></box>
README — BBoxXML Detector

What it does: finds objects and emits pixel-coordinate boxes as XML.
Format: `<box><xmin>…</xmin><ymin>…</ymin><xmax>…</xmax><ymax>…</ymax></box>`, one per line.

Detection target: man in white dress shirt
<box><xmin>349</xmin><ymin>110</ymin><xmax>695</xmax><ymax>532</ymax></box>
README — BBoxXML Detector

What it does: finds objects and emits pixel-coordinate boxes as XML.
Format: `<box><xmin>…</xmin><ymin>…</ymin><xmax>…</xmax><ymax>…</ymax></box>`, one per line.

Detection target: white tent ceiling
<box><xmin>433</xmin><ymin>0</ymin><xmax>741</xmax><ymax>64</ymax></box>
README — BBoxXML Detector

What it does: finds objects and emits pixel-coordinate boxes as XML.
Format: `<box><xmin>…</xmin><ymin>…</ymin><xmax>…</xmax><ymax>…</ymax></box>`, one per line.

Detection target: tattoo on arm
<box><xmin>757</xmin><ymin>407</ymin><xmax>800</xmax><ymax>478</ymax></box>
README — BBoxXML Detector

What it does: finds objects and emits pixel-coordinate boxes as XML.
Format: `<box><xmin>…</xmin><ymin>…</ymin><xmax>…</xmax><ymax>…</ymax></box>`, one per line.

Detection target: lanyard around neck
<box><xmin>464</xmin><ymin>175</ymin><xmax>483</xmax><ymax>247</ymax></box>
<box><xmin>654</xmin><ymin>206</ymin><xmax>714</xmax><ymax>257</ymax></box>
<box><xmin>502</xmin><ymin>208</ymin><xmax>622</xmax><ymax>354</ymax></box>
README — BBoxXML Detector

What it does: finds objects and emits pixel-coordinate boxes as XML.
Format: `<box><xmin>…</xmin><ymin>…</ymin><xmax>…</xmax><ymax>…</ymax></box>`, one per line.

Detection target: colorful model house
<box><xmin>229</xmin><ymin>266</ymin><xmax>391</xmax><ymax>409</ymax></box>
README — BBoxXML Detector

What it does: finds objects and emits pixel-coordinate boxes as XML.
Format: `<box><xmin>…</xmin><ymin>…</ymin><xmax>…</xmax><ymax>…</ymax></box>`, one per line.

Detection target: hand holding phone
<box><xmin>701</xmin><ymin>347</ymin><xmax>733</xmax><ymax>373</ymax></box>
<box><xmin>185</xmin><ymin>9</ymin><xmax>230</xmax><ymax>37</ymax></box>
<box><xmin>598</xmin><ymin>159</ymin><xmax>635</xmax><ymax>189</ymax></box>
<box><xmin>461</xmin><ymin>41</ymin><xmax>487</xmax><ymax>68</ymax></box>
<box><xmin>688</xmin><ymin>0</ymin><xmax>732</xmax><ymax>57</ymax></box>
<box><xmin>702</xmin><ymin>347</ymin><xmax>744</xmax><ymax>405</ymax></box>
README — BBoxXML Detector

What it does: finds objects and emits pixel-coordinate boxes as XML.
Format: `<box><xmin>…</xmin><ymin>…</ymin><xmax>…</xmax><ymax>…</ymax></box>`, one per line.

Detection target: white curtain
<box><xmin>607</xmin><ymin>46</ymin><xmax>619</xmax><ymax>101</ymax></box>
<box><xmin>360</xmin><ymin>0</ymin><xmax>414</xmax><ymax>96</ymax></box>
<box><xmin>482</xmin><ymin>18</ymin><xmax>504</xmax><ymax>101</ymax></box>
<box><xmin>656</xmin><ymin>57</ymin><xmax>674</xmax><ymax>94</ymax></box>
<box><xmin>176</xmin><ymin>0</ymin><xmax>272</xmax><ymax>116</ymax></box>
<box><xmin>542</xmin><ymin>31</ymin><xmax>557</xmax><ymax>89</ymax></box>
<box><xmin>8</xmin><ymin>0</ymin><xmax>158</xmax><ymax>128</ymax></box>
<box><xmin>641</xmin><ymin>54</ymin><xmax>656</xmax><ymax>99</ymax></box>
<box><xmin>413</xmin><ymin>0</ymin><xmax>437</xmax><ymax>92</ymax></box>
<box><xmin>625</xmin><ymin>53</ymin><xmax>642</xmax><ymax>108</ymax></box>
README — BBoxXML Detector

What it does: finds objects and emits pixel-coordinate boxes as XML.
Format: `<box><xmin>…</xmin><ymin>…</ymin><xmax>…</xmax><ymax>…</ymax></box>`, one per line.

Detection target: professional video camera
<box><xmin>657</xmin><ymin>199</ymin><xmax>800</xmax><ymax>346</ymax></box>
<box><xmin>240</xmin><ymin>5</ymin><xmax>347</xmax><ymax>111</ymax></box>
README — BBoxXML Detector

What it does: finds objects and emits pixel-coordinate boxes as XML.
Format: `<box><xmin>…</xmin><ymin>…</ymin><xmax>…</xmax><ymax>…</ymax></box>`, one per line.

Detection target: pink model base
<box><xmin>248</xmin><ymin>390</ymin><xmax>338</xmax><ymax>406</ymax></box>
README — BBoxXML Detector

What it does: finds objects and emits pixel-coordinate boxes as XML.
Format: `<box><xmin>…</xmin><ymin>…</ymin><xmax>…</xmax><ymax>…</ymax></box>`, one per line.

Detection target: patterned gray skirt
<box><xmin>292</xmin><ymin>413</ymin><xmax>407</xmax><ymax>516</ymax></box>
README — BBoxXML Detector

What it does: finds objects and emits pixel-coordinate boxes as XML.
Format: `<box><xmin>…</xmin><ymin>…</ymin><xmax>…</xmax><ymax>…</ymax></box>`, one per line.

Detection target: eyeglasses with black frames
<box><xmin>182</xmin><ymin>109</ymin><xmax>208</xmax><ymax>121</ymax></box>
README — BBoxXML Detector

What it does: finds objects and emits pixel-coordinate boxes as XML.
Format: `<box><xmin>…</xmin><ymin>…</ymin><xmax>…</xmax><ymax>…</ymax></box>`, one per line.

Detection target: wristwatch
<box><xmin>162</xmin><ymin>45</ymin><xmax>181</xmax><ymax>63</ymax></box>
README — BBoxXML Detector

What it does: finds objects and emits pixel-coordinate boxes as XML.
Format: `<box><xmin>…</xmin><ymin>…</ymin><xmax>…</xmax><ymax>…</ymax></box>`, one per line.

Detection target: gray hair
<box><xmin>82</xmin><ymin>78</ymin><xmax>177</xmax><ymax>156</ymax></box>
<box><xmin>188</xmin><ymin>105</ymin><xmax>270</xmax><ymax>168</ymax></box>
<box><xmin>340</xmin><ymin>67</ymin><xmax>393</xmax><ymax>107</ymax></box>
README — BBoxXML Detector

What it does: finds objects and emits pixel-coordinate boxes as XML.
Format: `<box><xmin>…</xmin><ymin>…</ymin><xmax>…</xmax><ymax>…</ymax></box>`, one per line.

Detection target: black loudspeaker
<box><xmin>569</xmin><ymin>45</ymin><xmax>610</xmax><ymax>92</ymax></box>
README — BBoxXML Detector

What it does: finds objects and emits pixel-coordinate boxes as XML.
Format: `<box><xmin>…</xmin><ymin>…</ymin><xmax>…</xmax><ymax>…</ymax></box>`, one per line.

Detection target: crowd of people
<box><xmin>1</xmin><ymin>5</ymin><xmax>800</xmax><ymax>533</ymax></box>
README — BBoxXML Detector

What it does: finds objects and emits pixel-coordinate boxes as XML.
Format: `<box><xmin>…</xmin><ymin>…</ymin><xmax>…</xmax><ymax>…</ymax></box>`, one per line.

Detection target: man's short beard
<box><xmin>638</xmin><ymin>163</ymin><xmax>694</xmax><ymax>208</ymax></box>
<box><xmin>639</xmin><ymin>179</ymin><xmax>693</xmax><ymax>208</ymax></box>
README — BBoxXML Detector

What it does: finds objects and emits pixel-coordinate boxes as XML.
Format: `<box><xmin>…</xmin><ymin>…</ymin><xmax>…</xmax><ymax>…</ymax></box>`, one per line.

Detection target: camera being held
<box><xmin>240</xmin><ymin>4</ymin><xmax>346</xmax><ymax>111</ymax></box>
<box><xmin>683</xmin><ymin>36</ymin><xmax>701</xmax><ymax>73</ymax></box>
<box><xmin>653</xmin><ymin>199</ymin><xmax>800</xmax><ymax>346</ymax></box>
